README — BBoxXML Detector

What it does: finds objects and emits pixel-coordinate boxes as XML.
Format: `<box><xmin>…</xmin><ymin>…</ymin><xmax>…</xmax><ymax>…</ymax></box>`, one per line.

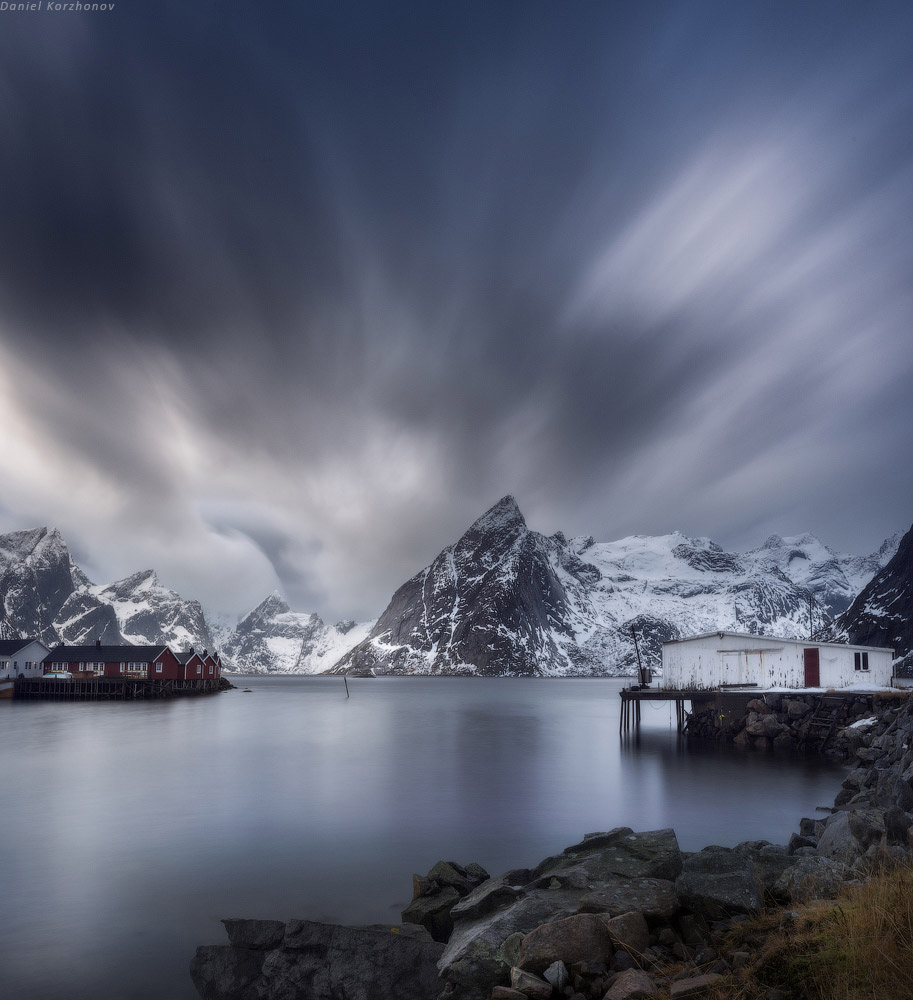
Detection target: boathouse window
<box><xmin>196</xmin><ymin>665</ymin><xmax>201</xmax><ymax>674</ymax></box>
<box><xmin>155</xmin><ymin>662</ymin><xmax>163</xmax><ymax>674</ymax></box>
<box><xmin>854</xmin><ymin>651</ymin><xmax>869</xmax><ymax>671</ymax></box>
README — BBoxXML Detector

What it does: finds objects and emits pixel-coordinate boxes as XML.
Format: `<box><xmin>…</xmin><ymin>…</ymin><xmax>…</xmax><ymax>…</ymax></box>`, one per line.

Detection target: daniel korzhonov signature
<box><xmin>0</xmin><ymin>2</ymin><xmax>116</xmax><ymax>11</ymax></box>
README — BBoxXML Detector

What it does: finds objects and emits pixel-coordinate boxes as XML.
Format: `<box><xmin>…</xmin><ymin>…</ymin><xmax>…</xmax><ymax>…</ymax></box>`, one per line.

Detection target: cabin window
<box><xmin>196</xmin><ymin>665</ymin><xmax>201</xmax><ymax>674</ymax></box>
<box><xmin>854</xmin><ymin>651</ymin><xmax>869</xmax><ymax>671</ymax></box>
<box><xmin>155</xmin><ymin>662</ymin><xmax>163</xmax><ymax>674</ymax></box>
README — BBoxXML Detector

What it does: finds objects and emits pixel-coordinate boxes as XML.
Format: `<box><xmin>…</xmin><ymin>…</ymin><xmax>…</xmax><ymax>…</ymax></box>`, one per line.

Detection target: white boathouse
<box><xmin>0</xmin><ymin>639</ymin><xmax>52</xmax><ymax>680</ymax></box>
<box><xmin>661</xmin><ymin>632</ymin><xmax>894</xmax><ymax>690</ymax></box>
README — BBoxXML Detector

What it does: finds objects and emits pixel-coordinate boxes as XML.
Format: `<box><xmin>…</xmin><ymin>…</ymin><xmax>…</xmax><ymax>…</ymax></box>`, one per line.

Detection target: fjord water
<box><xmin>0</xmin><ymin>677</ymin><xmax>845</xmax><ymax>1000</ymax></box>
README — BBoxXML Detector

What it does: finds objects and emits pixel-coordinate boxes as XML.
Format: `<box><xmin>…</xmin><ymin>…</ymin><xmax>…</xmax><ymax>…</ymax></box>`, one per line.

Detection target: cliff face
<box><xmin>838</xmin><ymin>523</ymin><xmax>913</xmax><ymax>658</ymax></box>
<box><xmin>333</xmin><ymin>496</ymin><xmax>581</xmax><ymax>675</ymax></box>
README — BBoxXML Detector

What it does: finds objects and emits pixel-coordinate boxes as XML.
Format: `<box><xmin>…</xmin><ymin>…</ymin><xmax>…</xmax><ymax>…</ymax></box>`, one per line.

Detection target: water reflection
<box><xmin>0</xmin><ymin>677</ymin><xmax>845</xmax><ymax>1000</ymax></box>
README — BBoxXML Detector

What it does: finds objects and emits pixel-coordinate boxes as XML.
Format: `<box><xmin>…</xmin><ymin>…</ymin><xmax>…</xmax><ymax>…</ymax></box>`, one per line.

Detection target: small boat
<box><xmin>41</xmin><ymin>670</ymin><xmax>74</xmax><ymax>681</ymax></box>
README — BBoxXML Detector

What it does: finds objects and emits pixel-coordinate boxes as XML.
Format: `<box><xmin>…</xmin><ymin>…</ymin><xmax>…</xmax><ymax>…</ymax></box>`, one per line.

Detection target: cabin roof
<box><xmin>661</xmin><ymin>631</ymin><xmax>894</xmax><ymax>654</ymax></box>
<box><xmin>42</xmin><ymin>644</ymin><xmax>170</xmax><ymax>663</ymax></box>
<box><xmin>0</xmin><ymin>639</ymin><xmax>48</xmax><ymax>656</ymax></box>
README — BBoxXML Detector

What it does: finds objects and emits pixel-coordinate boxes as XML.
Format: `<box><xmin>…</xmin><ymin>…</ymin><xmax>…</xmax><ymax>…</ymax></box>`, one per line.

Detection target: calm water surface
<box><xmin>0</xmin><ymin>676</ymin><xmax>846</xmax><ymax>999</ymax></box>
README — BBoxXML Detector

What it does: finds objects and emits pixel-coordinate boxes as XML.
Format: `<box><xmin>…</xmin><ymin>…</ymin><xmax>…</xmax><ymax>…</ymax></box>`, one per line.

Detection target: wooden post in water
<box><xmin>344</xmin><ymin>675</ymin><xmax>349</xmax><ymax>698</ymax></box>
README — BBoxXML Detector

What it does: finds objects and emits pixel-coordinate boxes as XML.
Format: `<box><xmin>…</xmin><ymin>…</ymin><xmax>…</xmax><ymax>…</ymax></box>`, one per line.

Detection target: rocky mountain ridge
<box><xmin>334</xmin><ymin>496</ymin><xmax>901</xmax><ymax>676</ymax></box>
<box><xmin>0</xmin><ymin>509</ymin><xmax>903</xmax><ymax>676</ymax></box>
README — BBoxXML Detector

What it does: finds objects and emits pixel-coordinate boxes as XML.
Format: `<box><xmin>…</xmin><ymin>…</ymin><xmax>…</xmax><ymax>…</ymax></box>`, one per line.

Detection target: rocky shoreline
<box><xmin>190</xmin><ymin>692</ymin><xmax>913</xmax><ymax>1000</ymax></box>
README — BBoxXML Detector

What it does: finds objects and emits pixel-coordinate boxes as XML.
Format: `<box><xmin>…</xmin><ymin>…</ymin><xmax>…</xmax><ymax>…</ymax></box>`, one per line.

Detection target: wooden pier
<box><xmin>619</xmin><ymin>687</ymin><xmax>690</xmax><ymax>733</ymax></box>
<box><xmin>13</xmin><ymin>677</ymin><xmax>227</xmax><ymax>701</ymax></box>
<box><xmin>619</xmin><ymin>687</ymin><xmax>760</xmax><ymax>734</ymax></box>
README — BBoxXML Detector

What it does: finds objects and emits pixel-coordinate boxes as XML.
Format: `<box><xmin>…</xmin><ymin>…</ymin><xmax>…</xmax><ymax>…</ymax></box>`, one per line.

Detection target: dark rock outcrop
<box><xmin>839</xmin><ymin>522</ymin><xmax>913</xmax><ymax>658</ymax></box>
<box><xmin>190</xmin><ymin>918</ymin><xmax>444</xmax><ymax>1000</ymax></box>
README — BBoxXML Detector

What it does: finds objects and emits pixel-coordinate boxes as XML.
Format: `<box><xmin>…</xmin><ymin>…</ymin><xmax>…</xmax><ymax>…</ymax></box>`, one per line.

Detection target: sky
<box><xmin>1</xmin><ymin>1</ymin><xmax>912</xmax><ymax>622</ymax></box>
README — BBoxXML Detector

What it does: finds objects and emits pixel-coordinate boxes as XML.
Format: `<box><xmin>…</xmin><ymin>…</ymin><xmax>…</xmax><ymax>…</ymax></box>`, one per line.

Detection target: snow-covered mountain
<box><xmin>0</xmin><ymin>527</ymin><xmax>213</xmax><ymax>651</ymax></box>
<box><xmin>743</xmin><ymin>530</ymin><xmax>903</xmax><ymax>617</ymax></box>
<box><xmin>333</xmin><ymin>497</ymin><xmax>900</xmax><ymax>677</ymax></box>
<box><xmin>221</xmin><ymin>592</ymin><xmax>372</xmax><ymax>674</ymax></box>
<box><xmin>0</xmin><ymin>513</ymin><xmax>901</xmax><ymax>677</ymax></box>
<box><xmin>836</xmin><ymin>523</ymin><xmax>913</xmax><ymax>660</ymax></box>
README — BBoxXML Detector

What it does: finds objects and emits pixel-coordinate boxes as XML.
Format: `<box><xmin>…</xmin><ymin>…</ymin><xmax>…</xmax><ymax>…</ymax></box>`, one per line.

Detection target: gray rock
<box><xmin>603</xmin><ymin>911</ymin><xmax>649</xmax><ymax>956</ymax></box>
<box><xmin>191</xmin><ymin>920</ymin><xmax>444</xmax><ymax>1000</ymax></box>
<box><xmin>883</xmin><ymin>805</ymin><xmax>913</xmax><ymax>845</ymax></box>
<box><xmin>816</xmin><ymin>811</ymin><xmax>863</xmax><ymax>863</ymax></box>
<box><xmin>509</xmin><ymin>967</ymin><xmax>552</xmax><ymax>999</ymax></box>
<box><xmin>669</xmin><ymin>973</ymin><xmax>725</xmax><ymax>997</ymax></box>
<box><xmin>543</xmin><ymin>959</ymin><xmax>569</xmax><ymax>991</ymax></box>
<box><xmin>603</xmin><ymin>967</ymin><xmax>661</xmax><ymax>999</ymax></box>
<box><xmin>221</xmin><ymin>919</ymin><xmax>286</xmax><ymax>951</ymax></box>
<box><xmin>674</xmin><ymin>847</ymin><xmax>762</xmax><ymax>919</ymax></box>
<box><xmin>428</xmin><ymin>861</ymin><xmax>480</xmax><ymax>896</ymax></box>
<box><xmin>847</xmin><ymin>808</ymin><xmax>887</xmax><ymax>850</ymax></box>
<box><xmin>734</xmin><ymin>842</ymin><xmax>794</xmax><ymax>893</ymax></box>
<box><xmin>553</xmin><ymin>828</ymin><xmax>682</xmax><ymax>882</ymax></box>
<box><xmin>440</xmin><ymin>890</ymin><xmax>582</xmax><ymax>1000</ymax></box>
<box><xmin>576</xmin><ymin>877</ymin><xmax>679</xmax><ymax>920</ymax></box>
<box><xmin>190</xmin><ymin>946</ymin><xmax>264</xmax><ymax>1000</ymax></box>
<box><xmin>517</xmin><ymin>913</ymin><xmax>614</xmax><ymax>975</ymax></box>
<box><xmin>402</xmin><ymin>885</ymin><xmax>462</xmax><ymax>942</ymax></box>
<box><xmin>772</xmin><ymin>855</ymin><xmax>846</xmax><ymax>903</ymax></box>
<box><xmin>787</xmin><ymin>833</ymin><xmax>816</xmax><ymax>855</ymax></box>
<box><xmin>450</xmin><ymin>875</ymin><xmax>526</xmax><ymax>923</ymax></box>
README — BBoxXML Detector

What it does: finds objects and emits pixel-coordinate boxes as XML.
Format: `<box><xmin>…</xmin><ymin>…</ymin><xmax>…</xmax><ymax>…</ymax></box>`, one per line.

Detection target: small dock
<box><xmin>619</xmin><ymin>686</ymin><xmax>761</xmax><ymax>734</ymax></box>
<box><xmin>13</xmin><ymin>677</ymin><xmax>226</xmax><ymax>701</ymax></box>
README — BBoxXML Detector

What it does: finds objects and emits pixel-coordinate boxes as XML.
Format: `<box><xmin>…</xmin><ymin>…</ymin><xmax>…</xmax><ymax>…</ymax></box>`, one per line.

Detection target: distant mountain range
<box><xmin>0</xmin><ymin>503</ymin><xmax>906</xmax><ymax>676</ymax></box>
<box><xmin>333</xmin><ymin>496</ymin><xmax>902</xmax><ymax>676</ymax></box>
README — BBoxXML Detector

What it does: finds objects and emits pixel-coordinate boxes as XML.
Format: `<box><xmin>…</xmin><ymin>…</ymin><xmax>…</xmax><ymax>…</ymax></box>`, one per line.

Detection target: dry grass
<box><xmin>698</xmin><ymin>860</ymin><xmax>913</xmax><ymax>1000</ymax></box>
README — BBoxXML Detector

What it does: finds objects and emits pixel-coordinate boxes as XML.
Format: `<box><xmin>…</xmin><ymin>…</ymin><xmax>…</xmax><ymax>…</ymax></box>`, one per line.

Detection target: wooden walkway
<box><xmin>619</xmin><ymin>686</ymin><xmax>764</xmax><ymax>734</ymax></box>
<box><xmin>14</xmin><ymin>677</ymin><xmax>225</xmax><ymax>701</ymax></box>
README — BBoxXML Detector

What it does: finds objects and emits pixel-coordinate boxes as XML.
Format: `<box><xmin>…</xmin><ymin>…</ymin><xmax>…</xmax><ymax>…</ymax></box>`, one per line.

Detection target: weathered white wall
<box><xmin>661</xmin><ymin>633</ymin><xmax>893</xmax><ymax>690</ymax></box>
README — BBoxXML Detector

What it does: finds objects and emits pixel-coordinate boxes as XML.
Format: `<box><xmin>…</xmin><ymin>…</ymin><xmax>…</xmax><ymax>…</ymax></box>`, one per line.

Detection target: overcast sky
<box><xmin>1</xmin><ymin>1</ymin><xmax>912</xmax><ymax>622</ymax></box>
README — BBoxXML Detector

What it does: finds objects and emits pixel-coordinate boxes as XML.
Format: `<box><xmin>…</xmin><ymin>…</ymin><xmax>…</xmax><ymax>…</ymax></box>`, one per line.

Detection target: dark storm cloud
<box><xmin>1</xmin><ymin>1</ymin><xmax>913</xmax><ymax>616</ymax></box>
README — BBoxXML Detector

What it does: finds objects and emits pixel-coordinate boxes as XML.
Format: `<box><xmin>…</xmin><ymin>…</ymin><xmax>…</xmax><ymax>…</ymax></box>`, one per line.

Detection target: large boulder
<box><xmin>674</xmin><ymin>847</ymin><xmax>762</xmax><ymax>919</ymax></box>
<box><xmin>773</xmin><ymin>855</ymin><xmax>846</xmax><ymax>903</ymax></box>
<box><xmin>516</xmin><ymin>913</ymin><xmax>614</xmax><ymax>975</ymax></box>
<box><xmin>734</xmin><ymin>842</ymin><xmax>795</xmax><ymax>894</ymax></box>
<box><xmin>190</xmin><ymin>920</ymin><xmax>444</xmax><ymax>1000</ymax></box>
<box><xmin>438</xmin><ymin>830</ymin><xmax>682</xmax><ymax>1000</ymax></box>
<box><xmin>816</xmin><ymin>811</ymin><xmax>864</xmax><ymax>864</ymax></box>
<box><xmin>576</xmin><ymin>877</ymin><xmax>679</xmax><ymax>920</ymax></box>
<box><xmin>552</xmin><ymin>828</ymin><xmax>683</xmax><ymax>881</ymax></box>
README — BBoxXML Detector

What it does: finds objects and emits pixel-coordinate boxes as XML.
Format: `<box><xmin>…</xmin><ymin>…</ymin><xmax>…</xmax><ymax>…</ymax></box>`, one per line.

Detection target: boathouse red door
<box><xmin>803</xmin><ymin>648</ymin><xmax>820</xmax><ymax>687</ymax></box>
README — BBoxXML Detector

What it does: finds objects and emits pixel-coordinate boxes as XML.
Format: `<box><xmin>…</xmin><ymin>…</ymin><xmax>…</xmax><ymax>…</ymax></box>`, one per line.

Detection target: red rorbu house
<box><xmin>174</xmin><ymin>648</ymin><xmax>222</xmax><ymax>682</ymax></box>
<box><xmin>43</xmin><ymin>641</ymin><xmax>185</xmax><ymax>680</ymax></box>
